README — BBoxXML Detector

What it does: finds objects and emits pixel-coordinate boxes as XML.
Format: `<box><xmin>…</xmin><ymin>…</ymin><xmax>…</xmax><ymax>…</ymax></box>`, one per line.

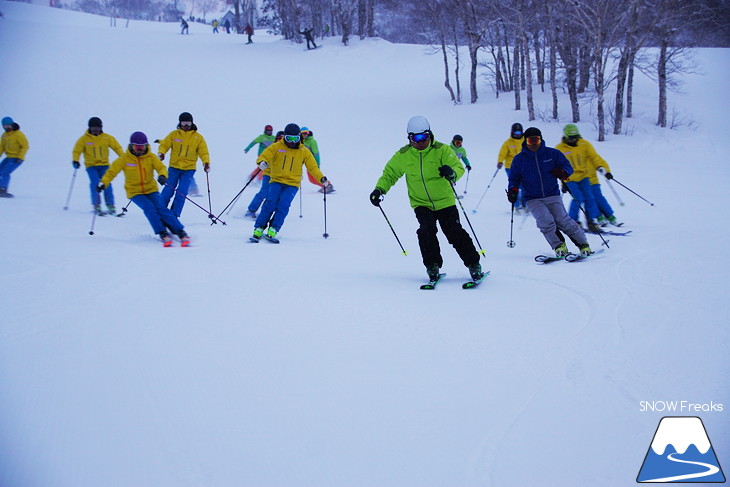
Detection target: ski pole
<box><xmin>322</xmin><ymin>183</ymin><xmax>329</xmax><ymax>239</ymax></box>
<box><xmin>215</xmin><ymin>169</ymin><xmax>261</xmax><ymax>222</ymax></box>
<box><xmin>563</xmin><ymin>184</ymin><xmax>610</xmax><ymax>248</ymax></box>
<box><xmin>163</xmin><ymin>181</ymin><xmax>226</xmax><ymax>225</ymax></box>
<box><xmin>63</xmin><ymin>167</ymin><xmax>78</xmax><ymax>210</ymax></box>
<box><xmin>377</xmin><ymin>204</ymin><xmax>407</xmax><ymax>256</ymax></box>
<box><xmin>605</xmin><ymin>179</ymin><xmax>624</xmax><ymax>207</ymax></box>
<box><xmin>116</xmin><ymin>200</ymin><xmax>132</xmax><ymax>217</ymax></box>
<box><xmin>451</xmin><ymin>182</ymin><xmax>486</xmax><ymax>257</ymax></box>
<box><xmin>205</xmin><ymin>170</ymin><xmax>213</xmax><ymax>216</ymax></box>
<box><xmin>472</xmin><ymin>167</ymin><xmax>501</xmax><ymax>213</ymax></box>
<box><xmin>299</xmin><ymin>183</ymin><xmax>303</xmax><ymax>218</ymax></box>
<box><xmin>462</xmin><ymin>169</ymin><xmax>470</xmax><ymax>197</ymax></box>
<box><xmin>88</xmin><ymin>208</ymin><xmax>98</xmax><ymax>235</ymax></box>
<box><xmin>611</xmin><ymin>177</ymin><xmax>654</xmax><ymax>206</ymax></box>
<box><xmin>507</xmin><ymin>202</ymin><xmax>516</xmax><ymax>248</ymax></box>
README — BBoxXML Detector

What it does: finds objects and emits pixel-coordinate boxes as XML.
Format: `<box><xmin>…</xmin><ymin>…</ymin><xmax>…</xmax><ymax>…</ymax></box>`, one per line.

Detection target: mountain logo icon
<box><xmin>637</xmin><ymin>416</ymin><xmax>725</xmax><ymax>483</ymax></box>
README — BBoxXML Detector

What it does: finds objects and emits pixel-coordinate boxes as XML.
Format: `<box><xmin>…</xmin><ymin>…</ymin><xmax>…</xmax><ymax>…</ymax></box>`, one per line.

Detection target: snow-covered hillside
<box><xmin>0</xmin><ymin>2</ymin><xmax>728</xmax><ymax>486</ymax></box>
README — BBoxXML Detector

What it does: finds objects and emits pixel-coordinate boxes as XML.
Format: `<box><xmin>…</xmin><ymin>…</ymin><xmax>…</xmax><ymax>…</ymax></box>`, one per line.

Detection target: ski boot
<box><xmin>0</xmin><ymin>187</ymin><xmax>14</xmax><ymax>198</ymax></box>
<box><xmin>554</xmin><ymin>243</ymin><xmax>569</xmax><ymax>258</ymax></box>
<box><xmin>159</xmin><ymin>231</ymin><xmax>173</xmax><ymax>247</ymax></box>
<box><xmin>579</xmin><ymin>243</ymin><xmax>593</xmax><ymax>257</ymax></box>
<box><xmin>178</xmin><ymin>230</ymin><xmax>191</xmax><ymax>247</ymax></box>
<box><xmin>426</xmin><ymin>263</ymin><xmax>440</xmax><ymax>281</ymax></box>
<box><xmin>107</xmin><ymin>205</ymin><xmax>116</xmax><ymax>215</ymax></box>
<box><xmin>244</xmin><ymin>211</ymin><xmax>257</xmax><ymax>219</ymax></box>
<box><xmin>251</xmin><ymin>227</ymin><xmax>264</xmax><ymax>241</ymax></box>
<box><xmin>468</xmin><ymin>263</ymin><xmax>484</xmax><ymax>281</ymax></box>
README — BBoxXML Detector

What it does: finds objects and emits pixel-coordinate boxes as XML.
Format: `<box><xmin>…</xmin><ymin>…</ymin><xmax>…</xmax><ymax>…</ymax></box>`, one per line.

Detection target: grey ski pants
<box><xmin>526</xmin><ymin>195</ymin><xmax>588</xmax><ymax>249</ymax></box>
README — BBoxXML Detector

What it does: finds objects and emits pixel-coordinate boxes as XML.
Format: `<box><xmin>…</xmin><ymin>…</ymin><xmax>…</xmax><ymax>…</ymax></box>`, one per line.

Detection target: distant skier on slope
<box><xmin>299</xmin><ymin>27</ymin><xmax>317</xmax><ymax>49</ymax></box>
<box><xmin>369</xmin><ymin>115</ymin><xmax>484</xmax><ymax>283</ymax></box>
<box><xmin>98</xmin><ymin>132</ymin><xmax>189</xmax><ymax>247</ymax></box>
<box><xmin>507</xmin><ymin>127</ymin><xmax>592</xmax><ymax>258</ymax></box>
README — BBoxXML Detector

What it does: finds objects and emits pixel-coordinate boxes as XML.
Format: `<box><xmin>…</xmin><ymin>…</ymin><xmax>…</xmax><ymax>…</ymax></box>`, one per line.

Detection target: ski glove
<box><xmin>72</xmin><ymin>161</ymin><xmax>80</xmax><ymax>169</ymax></box>
<box><xmin>605</xmin><ymin>172</ymin><xmax>613</xmax><ymax>180</ymax></box>
<box><xmin>369</xmin><ymin>189</ymin><xmax>383</xmax><ymax>206</ymax></box>
<box><xmin>96</xmin><ymin>182</ymin><xmax>105</xmax><ymax>192</ymax></box>
<box><xmin>561</xmin><ymin>182</ymin><xmax>569</xmax><ymax>194</ymax></box>
<box><xmin>438</xmin><ymin>165</ymin><xmax>456</xmax><ymax>181</ymax></box>
<box><xmin>550</xmin><ymin>168</ymin><xmax>569</xmax><ymax>180</ymax></box>
<box><xmin>320</xmin><ymin>176</ymin><xmax>328</xmax><ymax>184</ymax></box>
<box><xmin>465</xmin><ymin>164</ymin><xmax>472</xmax><ymax>172</ymax></box>
<box><xmin>157</xmin><ymin>175</ymin><xmax>167</xmax><ymax>185</ymax></box>
<box><xmin>506</xmin><ymin>188</ymin><xmax>519</xmax><ymax>204</ymax></box>
<box><xmin>203</xmin><ymin>163</ymin><xmax>210</xmax><ymax>173</ymax></box>
<box><xmin>258</xmin><ymin>161</ymin><xmax>268</xmax><ymax>170</ymax></box>
<box><xmin>158</xmin><ymin>153</ymin><xmax>165</xmax><ymax>161</ymax></box>
<box><xmin>497</xmin><ymin>162</ymin><xmax>503</xmax><ymax>169</ymax></box>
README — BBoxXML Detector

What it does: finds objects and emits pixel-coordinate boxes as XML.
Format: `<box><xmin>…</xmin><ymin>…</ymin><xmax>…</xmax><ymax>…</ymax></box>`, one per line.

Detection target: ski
<box><xmin>565</xmin><ymin>248</ymin><xmax>605</xmax><ymax>262</ymax></box>
<box><xmin>587</xmin><ymin>229</ymin><xmax>632</xmax><ymax>236</ymax></box>
<box><xmin>420</xmin><ymin>273</ymin><xmax>446</xmax><ymax>290</ymax></box>
<box><xmin>180</xmin><ymin>236</ymin><xmax>191</xmax><ymax>247</ymax></box>
<box><xmin>264</xmin><ymin>235</ymin><xmax>280</xmax><ymax>244</ymax></box>
<box><xmin>249</xmin><ymin>237</ymin><xmax>261</xmax><ymax>243</ymax></box>
<box><xmin>462</xmin><ymin>271</ymin><xmax>490</xmax><ymax>289</ymax></box>
<box><xmin>535</xmin><ymin>254</ymin><xmax>566</xmax><ymax>264</ymax></box>
<box><xmin>162</xmin><ymin>237</ymin><xmax>173</xmax><ymax>247</ymax></box>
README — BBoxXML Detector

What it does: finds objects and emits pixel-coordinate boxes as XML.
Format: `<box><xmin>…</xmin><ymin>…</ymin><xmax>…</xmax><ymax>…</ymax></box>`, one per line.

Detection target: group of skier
<box><xmin>2</xmin><ymin>109</ymin><xmax>625</xmax><ymax>284</ymax></box>
<box><xmin>64</xmin><ymin>112</ymin><xmax>332</xmax><ymax>246</ymax></box>
<box><xmin>368</xmin><ymin>115</ymin><xmax>624</xmax><ymax>285</ymax></box>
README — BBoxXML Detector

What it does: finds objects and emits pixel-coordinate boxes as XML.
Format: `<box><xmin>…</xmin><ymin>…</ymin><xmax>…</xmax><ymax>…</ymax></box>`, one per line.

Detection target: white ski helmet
<box><xmin>407</xmin><ymin>115</ymin><xmax>430</xmax><ymax>134</ymax></box>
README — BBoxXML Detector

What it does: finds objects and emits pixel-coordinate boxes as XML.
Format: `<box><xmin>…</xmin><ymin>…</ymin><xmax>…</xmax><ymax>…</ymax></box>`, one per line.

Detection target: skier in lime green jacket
<box><xmin>369</xmin><ymin>116</ymin><xmax>483</xmax><ymax>282</ymax></box>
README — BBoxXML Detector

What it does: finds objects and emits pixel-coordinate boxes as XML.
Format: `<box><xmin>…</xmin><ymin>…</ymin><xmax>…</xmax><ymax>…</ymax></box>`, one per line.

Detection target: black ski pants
<box><xmin>414</xmin><ymin>205</ymin><xmax>479</xmax><ymax>269</ymax></box>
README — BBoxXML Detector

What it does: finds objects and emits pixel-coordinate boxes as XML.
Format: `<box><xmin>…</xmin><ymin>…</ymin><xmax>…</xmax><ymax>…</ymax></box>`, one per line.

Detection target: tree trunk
<box><xmin>626</xmin><ymin>50</ymin><xmax>636</xmax><ymax>118</ymax></box>
<box><xmin>657</xmin><ymin>38</ymin><xmax>668</xmax><ymax>127</ymax></box>
<box><xmin>441</xmin><ymin>37</ymin><xmax>456</xmax><ymax>103</ymax></box>
<box><xmin>513</xmin><ymin>40</ymin><xmax>520</xmax><ymax>110</ymax></box>
<box><xmin>613</xmin><ymin>48</ymin><xmax>630</xmax><ymax>134</ymax></box>
<box><xmin>550</xmin><ymin>34</ymin><xmax>558</xmax><ymax>119</ymax></box>
<box><xmin>524</xmin><ymin>34</ymin><xmax>535</xmax><ymax>121</ymax></box>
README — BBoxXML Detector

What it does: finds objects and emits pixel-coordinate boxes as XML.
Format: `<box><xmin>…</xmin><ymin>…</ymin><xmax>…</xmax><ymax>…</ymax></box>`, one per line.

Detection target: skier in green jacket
<box><xmin>369</xmin><ymin>116</ymin><xmax>484</xmax><ymax>282</ymax></box>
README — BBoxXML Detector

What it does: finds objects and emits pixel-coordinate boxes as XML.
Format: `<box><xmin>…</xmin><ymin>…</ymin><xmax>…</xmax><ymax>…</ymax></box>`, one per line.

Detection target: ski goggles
<box><xmin>512</xmin><ymin>130</ymin><xmax>523</xmax><ymax>137</ymax></box>
<box><xmin>409</xmin><ymin>131</ymin><xmax>430</xmax><ymax>143</ymax></box>
<box><xmin>452</xmin><ymin>139</ymin><xmax>462</xmax><ymax>146</ymax></box>
<box><xmin>284</xmin><ymin>134</ymin><xmax>301</xmax><ymax>143</ymax></box>
<box><xmin>180</xmin><ymin>121</ymin><xmax>192</xmax><ymax>127</ymax></box>
<box><xmin>526</xmin><ymin>136</ymin><xmax>542</xmax><ymax>145</ymax></box>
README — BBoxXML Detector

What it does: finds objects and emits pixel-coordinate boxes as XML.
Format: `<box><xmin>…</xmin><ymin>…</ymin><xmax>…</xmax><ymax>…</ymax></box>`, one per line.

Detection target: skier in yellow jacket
<box><xmin>250</xmin><ymin>123</ymin><xmax>326</xmax><ymax>242</ymax></box>
<box><xmin>157</xmin><ymin>112</ymin><xmax>211</xmax><ymax>217</ymax></box>
<box><xmin>99</xmin><ymin>131</ymin><xmax>189</xmax><ymax>247</ymax></box>
<box><xmin>497</xmin><ymin>122</ymin><xmax>525</xmax><ymax>210</ymax></box>
<box><xmin>554</xmin><ymin>124</ymin><xmax>602</xmax><ymax>231</ymax></box>
<box><xmin>0</xmin><ymin>116</ymin><xmax>29</xmax><ymax>198</ymax></box>
<box><xmin>72</xmin><ymin>117</ymin><xmax>125</xmax><ymax>215</ymax></box>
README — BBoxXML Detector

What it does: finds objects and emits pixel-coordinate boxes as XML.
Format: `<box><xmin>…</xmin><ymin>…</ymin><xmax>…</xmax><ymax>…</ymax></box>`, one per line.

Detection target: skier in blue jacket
<box><xmin>507</xmin><ymin>127</ymin><xmax>592</xmax><ymax>258</ymax></box>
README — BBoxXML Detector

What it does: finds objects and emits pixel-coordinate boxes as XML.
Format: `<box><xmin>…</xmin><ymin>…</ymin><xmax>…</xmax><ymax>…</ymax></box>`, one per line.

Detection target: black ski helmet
<box><xmin>88</xmin><ymin>117</ymin><xmax>103</xmax><ymax>128</ymax></box>
<box><xmin>511</xmin><ymin>123</ymin><xmax>523</xmax><ymax>137</ymax></box>
<box><xmin>452</xmin><ymin>134</ymin><xmax>463</xmax><ymax>142</ymax></box>
<box><xmin>284</xmin><ymin>123</ymin><xmax>301</xmax><ymax>136</ymax></box>
<box><xmin>179</xmin><ymin>112</ymin><xmax>193</xmax><ymax>123</ymax></box>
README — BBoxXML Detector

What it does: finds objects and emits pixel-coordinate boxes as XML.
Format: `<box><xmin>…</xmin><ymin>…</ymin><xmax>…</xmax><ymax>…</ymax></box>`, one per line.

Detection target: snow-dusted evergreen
<box><xmin>0</xmin><ymin>2</ymin><xmax>728</xmax><ymax>486</ymax></box>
